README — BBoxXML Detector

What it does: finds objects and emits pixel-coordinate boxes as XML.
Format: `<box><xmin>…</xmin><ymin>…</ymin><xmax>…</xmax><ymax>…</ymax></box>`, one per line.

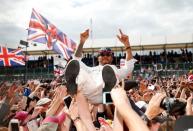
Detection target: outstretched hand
<box><xmin>111</xmin><ymin>79</ymin><xmax>129</xmax><ymax>107</ymax></box>
<box><xmin>68</xmin><ymin>98</ymin><xmax>79</xmax><ymax>120</ymax></box>
<box><xmin>80</xmin><ymin>29</ymin><xmax>89</xmax><ymax>44</ymax></box>
<box><xmin>186</xmin><ymin>93</ymin><xmax>193</xmax><ymax>115</ymax></box>
<box><xmin>145</xmin><ymin>93</ymin><xmax>166</xmax><ymax>120</ymax></box>
<box><xmin>117</xmin><ymin>29</ymin><xmax>130</xmax><ymax>47</ymax></box>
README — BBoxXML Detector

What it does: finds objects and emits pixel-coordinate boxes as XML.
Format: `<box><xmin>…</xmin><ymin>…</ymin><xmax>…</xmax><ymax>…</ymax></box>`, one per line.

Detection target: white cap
<box><xmin>148</xmin><ymin>84</ymin><xmax>155</xmax><ymax>90</ymax></box>
<box><xmin>36</xmin><ymin>98</ymin><xmax>51</xmax><ymax>106</ymax></box>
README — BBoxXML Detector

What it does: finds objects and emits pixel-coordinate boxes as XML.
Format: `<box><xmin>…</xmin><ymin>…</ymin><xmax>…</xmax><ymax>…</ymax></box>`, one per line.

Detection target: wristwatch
<box><xmin>125</xmin><ymin>46</ymin><xmax>131</xmax><ymax>50</ymax></box>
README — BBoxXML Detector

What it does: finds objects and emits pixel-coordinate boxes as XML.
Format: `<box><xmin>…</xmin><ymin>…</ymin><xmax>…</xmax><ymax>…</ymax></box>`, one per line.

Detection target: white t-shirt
<box><xmin>74</xmin><ymin>57</ymin><xmax>137</xmax><ymax>103</ymax></box>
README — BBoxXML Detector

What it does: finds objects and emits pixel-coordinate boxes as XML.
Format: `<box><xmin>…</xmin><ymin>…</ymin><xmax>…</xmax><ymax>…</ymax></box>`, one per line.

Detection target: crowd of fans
<box><xmin>0</xmin><ymin>73</ymin><xmax>193</xmax><ymax>131</ymax></box>
<box><xmin>0</xmin><ymin>29</ymin><xmax>192</xmax><ymax>131</ymax></box>
<box><xmin>82</xmin><ymin>49</ymin><xmax>193</xmax><ymax>67</ymax></box>
<box><xmin>27</xmin><ymin>56</ymin><xmax>54</xmax><ymax>69</ymax></box>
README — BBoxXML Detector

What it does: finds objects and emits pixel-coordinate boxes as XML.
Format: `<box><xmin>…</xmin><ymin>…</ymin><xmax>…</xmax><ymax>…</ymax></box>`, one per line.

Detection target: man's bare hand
<box><xmin>80</xmin><ymin>29</ymin><xmax>89</xmax><ymax>44</ymax></box>
<box><xmin>145</xmin><ymin>93</ymin><xmax>166</xmax><ymax>120</ymax></box>
<box><xmin>186</xmin><ymin>93</ymin><xmax>193</xmax><ymax>115</ymax></box>
<box><xmin>111</xmin><ymin>79</ymin><xmax>130</xmax><ymax>107</ymax></box>
<box><xmin>117</xmin><ymin>29</ymin><xmax>130</xmax><ymax>47</ymax></box>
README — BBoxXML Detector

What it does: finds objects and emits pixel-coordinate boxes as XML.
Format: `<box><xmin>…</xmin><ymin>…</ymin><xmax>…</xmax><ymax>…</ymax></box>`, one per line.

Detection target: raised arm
<box><xmin>113</xmin><ymin>108</ymin><xmax>124</xmax><ymax>131</ymax></box>
<box><xmin>75</xmin><ymin>91</ymin><xmax>96</xmax><ymax>131</ymax></box>
<box><xmin>116</xmin><ymin>29</ymin><xmax>133</xmax><ymax>61</ymax></box>
<box><xmin>186</xmin><ymin>93</ymin><xmax>193</xmax><ymax>115</ymax></box>
<box><xmin>111</xmin><ymin>80</ymin><xmax>149</xmax><ymax>131</ymax></box>
<box><xmin>116</xmin><ymin>29</ymin><xmax>137</xmax><ymax>79</ymax></box>
<box><xmin>74</xmin><ymin>29</ymin><xmax>89</xmax><ymax>58</ymax></box>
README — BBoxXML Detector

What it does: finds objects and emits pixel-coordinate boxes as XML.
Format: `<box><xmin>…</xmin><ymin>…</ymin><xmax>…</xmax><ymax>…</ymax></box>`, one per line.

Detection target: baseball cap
<box><xmin>36</xmin><ymin>98</ymin><xmax>52</xmax><ymax>106</ymax></box>
<box><xmin>98</xmin><ymin>47</ymin><xmax>113</xmax><ymax>56</ymax></box>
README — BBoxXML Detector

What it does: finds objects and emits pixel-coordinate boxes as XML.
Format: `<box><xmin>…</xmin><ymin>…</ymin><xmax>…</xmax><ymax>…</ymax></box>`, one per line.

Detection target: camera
<box><xmin>160</xmin><ymin>97</ymin><xmax>186</xmax><ymax>115</ymax></box>
<box><xmin>64</xmin><ymin>95</ymin><xmax>72</xmax><ymax>108</ymax></box>
<box><xmin>103</xmin><ymin>92</ymin><xmax>113</xmax><ymax>104</ymax></box>
<box><xmin>9</xmin><ymin>119</ymin><xmax>19</xmax><ymax>131</ymax></box>
<box><xmin>121</xmin><ymin>80</ymin><xmax>139</xmax><ymax>91</ymax></box>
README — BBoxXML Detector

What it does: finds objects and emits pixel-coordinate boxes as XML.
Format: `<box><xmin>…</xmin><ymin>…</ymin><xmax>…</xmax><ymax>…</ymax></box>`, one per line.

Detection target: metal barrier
<box><xmin>0</xmin><ymin>67</ymin><xmax>54</xmax><ymax>81</ymax></box>
<box><xmin>132</xmin><ymin>63</ymin><xmax>192</xmax><ymax>78</ymax></box>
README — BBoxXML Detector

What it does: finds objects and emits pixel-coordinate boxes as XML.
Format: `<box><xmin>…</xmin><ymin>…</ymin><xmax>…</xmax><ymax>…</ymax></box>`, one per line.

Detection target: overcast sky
<box><xmin>1</xmin><ymin>0</ymin><xmax>193</xmax><ymax>48</ymax></box>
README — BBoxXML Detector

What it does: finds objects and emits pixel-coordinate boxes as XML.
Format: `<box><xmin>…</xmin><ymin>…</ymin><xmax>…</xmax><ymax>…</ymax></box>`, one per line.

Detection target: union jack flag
<box><xmin>0</xmin><ymin>46</ymin><xmax>25</xmax><ymax>66</ymax></box>
<box><xmin>27</xmin><ymin>8</ymin><xmax>76</xmax><ymax>60</ymax></box>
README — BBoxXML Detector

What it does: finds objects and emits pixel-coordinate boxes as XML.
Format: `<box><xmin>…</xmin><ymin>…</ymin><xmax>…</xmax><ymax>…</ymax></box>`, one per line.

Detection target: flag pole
<box><xmin>140</xmin><ymin>34</ymin><xmax>142</xmax><ymax>64</ymax></box>
<box><xmin>192</xmin><ymin>33</ymin><xmax>193</xmax><ymax>66</ymax></box>
<box><xmin>90</xmin><ymin>18</ymin><xmax>95</xmax><ymax>66</ymax></box>
<box><xmin>25</xmin><ymin>44</ymin><xmax>28</xmax><ymax>82</ymax></box>
<box><xmin>164</xmin><ymin>35</ymin><xmax>167</xmax><ymax>76</ymax></box>
<box><xmin>115</xmin><ymin>38</ymin><xmax>118</xmax><ymax>66</ymax></box>
<box><xmin>20</xmin><ymin>40</ymin><xmax>29</xmax><ymax>82</ymax></box>
<box><xmin>46</xmin><ymin>46</ymin><xmax>49</xmax><ymax>78</ymax></box>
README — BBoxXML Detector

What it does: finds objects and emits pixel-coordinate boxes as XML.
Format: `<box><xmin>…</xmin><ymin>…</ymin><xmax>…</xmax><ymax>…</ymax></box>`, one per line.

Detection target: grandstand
<box><xmin>0</xmin><ymin>40</ymin><xmax>192</xmax><ymax>81</ymax></box>
<box><xmin>21</xmin><ymin>42</ymin><xmax>193</xmax><ymax>55</ymax></box>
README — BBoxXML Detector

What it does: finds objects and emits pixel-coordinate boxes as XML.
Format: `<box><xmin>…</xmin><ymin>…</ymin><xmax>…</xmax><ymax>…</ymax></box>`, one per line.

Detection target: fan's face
<box><xmin>188</xmin><ymin>82</ymin><xmax>193</xmax><ymax>89</ymax></box>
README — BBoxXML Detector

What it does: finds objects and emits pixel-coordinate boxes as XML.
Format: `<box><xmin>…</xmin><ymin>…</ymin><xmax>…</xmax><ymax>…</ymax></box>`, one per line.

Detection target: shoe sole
<box><xmin>102</xmin><ymin>65</ymin><xmax>117</xmax><ymax>92</ymax></box>
<box><xmin>64</xmin><ymin>60</ymin><xmax>80</xmax><ymax>95</ymax></box>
